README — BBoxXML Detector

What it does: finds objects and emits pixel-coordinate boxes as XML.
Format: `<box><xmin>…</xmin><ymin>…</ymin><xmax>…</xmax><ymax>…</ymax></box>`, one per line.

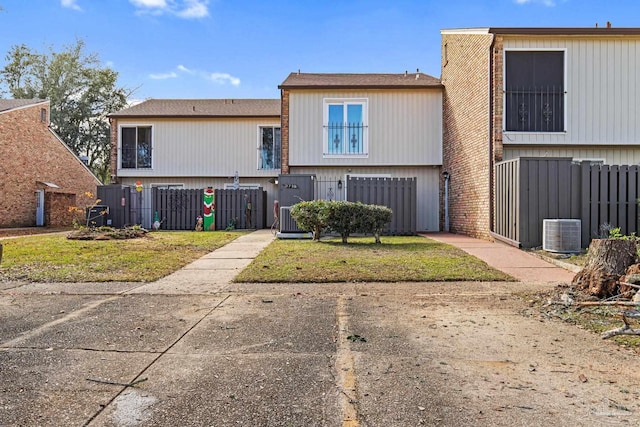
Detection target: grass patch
<box><xmin>234</xmin><ymin>236</ymin><xmax>514</xmax><ymax>283</ymax></box>
<box><xmin>0</xmin><ymin>231</ymin><xmax>246</xmax><ymax>282</ymax></box>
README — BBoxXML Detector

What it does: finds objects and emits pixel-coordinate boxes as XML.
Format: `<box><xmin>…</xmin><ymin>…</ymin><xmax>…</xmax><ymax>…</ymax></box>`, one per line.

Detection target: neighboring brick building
<box><xmin>441</xmin><ymin>30</ymin><xmax>494</xmax><ymax>239</ymax></box>
<box><xmin>0</xmin><ymin>99</ymin><xmax>101</xmax><ymax>228</ymax></box>
<box><xmin>441</xmin><ymin>27</ymin><xmax>640</xmax><ymax>242</ymax></box>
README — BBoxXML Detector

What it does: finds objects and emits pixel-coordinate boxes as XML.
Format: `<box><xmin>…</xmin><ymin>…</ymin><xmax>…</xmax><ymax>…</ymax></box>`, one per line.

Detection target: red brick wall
<box><xmin>45</xmin><ymin>192</ymin><xmax>79</xmax><ymax>227</ymax></box>
<box><xmin>441</xmin><ymin>32</ymin><xmax>494</xmax><ymax>239</ymax></box>
<box><xmin>0</xmin><ymin>102</ymin><xmax>100</xmax><ymax>228</ymax></box>
<box><xmin>109</xmin><ymin>117</ymin><xmax>119</xmax><ymax>183</ymax></box>
<box><xmin>491</xmin><ymin>36</ymin><xmax>504</xmax><ymax>164</ymax></box>
<box><xmin>280</xmin><ymin>90</ymin><xmax>290</xmax><ymax>174</ymax></box>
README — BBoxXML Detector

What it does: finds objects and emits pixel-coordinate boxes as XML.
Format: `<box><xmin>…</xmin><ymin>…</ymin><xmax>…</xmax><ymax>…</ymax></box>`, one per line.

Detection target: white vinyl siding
<box><xmin>502</xmin><ymin>37</ymin><xmax>640</xmax><ymax>146</ymax></box>
<box><xmin>116</xmin><ymin>117</ymin><xmax>281</xmax><ymax>178</ymax></box>
<box><xmin>288</xmin><ymin>89</ymin><xmax>442</xmax><ymax>166</ymax></box>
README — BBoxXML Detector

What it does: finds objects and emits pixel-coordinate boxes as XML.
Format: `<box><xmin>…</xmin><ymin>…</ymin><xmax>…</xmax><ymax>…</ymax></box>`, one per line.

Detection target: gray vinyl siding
<box><xmin>504</xmin><ymin>146</ymin><xmax>640</xmax><ymax>165</ymax></box>
<box><xmin>503</xmin><ymin>36</ymin><xmax>640</xmax><ymax>145</ymax></box>
<box><xmin>289</xmin><ymin>166</ymin><xmax>440</xmax><ymax>232</ymax></box>
<box><xmin>288</xmin><ymin>89</ymin><xmax>442</xmax><ymax>166</ymax></box>
<box><xmin>116</xmin><ymin>117</ymin><xmax>281</xmax><ymax>178</ymax></box>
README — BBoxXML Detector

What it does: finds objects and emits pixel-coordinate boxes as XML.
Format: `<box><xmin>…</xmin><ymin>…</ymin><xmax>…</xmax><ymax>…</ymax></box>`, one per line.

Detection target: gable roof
<box><xmin>279</xmin><ymin>72</ymin><xmax>443</xmax><ymax>90</ymax></box>
<box><xmin>0</xmin><ymin>99</ymin><xmax>48</xmax><ymax>113</ymax></box>
<box><xmin>109</xmin><ymin>98</ymin><xmax>281</xmax><ymax>118</ymax></box>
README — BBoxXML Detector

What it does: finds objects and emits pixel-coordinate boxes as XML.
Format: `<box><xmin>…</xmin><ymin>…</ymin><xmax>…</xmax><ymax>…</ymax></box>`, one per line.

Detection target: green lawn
<box><xmin>0</xmin><ymin>231</ymin><xmax>246</xmax><ymax>282</ymax></box>
<box><xmin>0</xmin><ymin>232</ymin><xmax>514</xmax><ymax>284</ymax></box>
<box><xmin>234</xmin><ymin>236</ymin><xmax>514</xmax><ymax>283</ymax></box>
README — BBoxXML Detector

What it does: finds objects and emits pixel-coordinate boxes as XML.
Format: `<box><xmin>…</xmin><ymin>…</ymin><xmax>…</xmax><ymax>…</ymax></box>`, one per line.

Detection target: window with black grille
<box><xmin>505</xmin><ymin>51</ymin><xmax>565</xmax><ymax>132</ymax></box>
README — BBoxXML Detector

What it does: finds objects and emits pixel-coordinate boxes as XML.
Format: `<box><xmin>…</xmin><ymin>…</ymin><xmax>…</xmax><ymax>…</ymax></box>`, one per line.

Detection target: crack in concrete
<box><xmin>83</xmin><ymin>294</ymin><xmax>232</xmax><ymax>426</ymax></box>
<box><xmin>335</xmin><ymin>296</ymin><xmax>361</xmax><ymax>427</ymax></box>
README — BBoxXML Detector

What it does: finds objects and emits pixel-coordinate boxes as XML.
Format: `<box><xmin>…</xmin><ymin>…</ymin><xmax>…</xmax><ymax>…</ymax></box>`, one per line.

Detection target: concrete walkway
<box><xmin>425</xmin><ymin>232</ymin><xmax>576</xmax><ymax>283</ymax></box>
<box><xmin>131</xmin><ymin>229</ymin><xmax>276</xmax><ymax>294</ymax></box>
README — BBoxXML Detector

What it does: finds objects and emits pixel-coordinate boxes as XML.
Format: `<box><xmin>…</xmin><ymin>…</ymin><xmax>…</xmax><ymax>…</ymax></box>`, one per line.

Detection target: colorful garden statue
<box><xmin>203</xmin><ymin>187</ymin><xmax>215</xmax><ymax>230</ymax></box>
<box><xmin>152</xmin><ymin>211</ymin><xmax>161</xmax><ymax>230</ymax></box>
<box><xmin>244</xmin><ymin>194</ymin><xmax>252</xmax><ymax>228</ymax></box>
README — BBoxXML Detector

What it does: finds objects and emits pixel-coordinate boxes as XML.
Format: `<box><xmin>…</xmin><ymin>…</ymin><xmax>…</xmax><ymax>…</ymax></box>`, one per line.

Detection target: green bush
<box><xmin>290</xmin><ymin>200</ymin><xmax>392</xmax><ymax>243</ymax></box>
<box><xmin>289</xmin><ymin>200</ymin><xmax>330</xmax><ymax>240</ymax></box>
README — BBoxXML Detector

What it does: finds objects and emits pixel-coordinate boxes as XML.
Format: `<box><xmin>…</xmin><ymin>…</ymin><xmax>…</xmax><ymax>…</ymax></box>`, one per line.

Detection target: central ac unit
<box><xmin>542</xmin><ymin>219</ymin><xmax>581</xmax><ymax>253</ymax></box>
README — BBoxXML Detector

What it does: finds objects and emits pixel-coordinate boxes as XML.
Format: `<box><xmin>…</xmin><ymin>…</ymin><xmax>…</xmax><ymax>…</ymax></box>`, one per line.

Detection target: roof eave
<box><xmin>278</xmin><ymin>84</ymin><xmax>444</xmax><ymax>90</ymax></box>
<box><xmin>489</xmin><ymin>27</ymin><xmax>640</xmax><ymax>36</ymax></box>
<box><xmin>108</xmin><ymin>114</ymin><xmax>281</xmax><ymax>119</ymax></box>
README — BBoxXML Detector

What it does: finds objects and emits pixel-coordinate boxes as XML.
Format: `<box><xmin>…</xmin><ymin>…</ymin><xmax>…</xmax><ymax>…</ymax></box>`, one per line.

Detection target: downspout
<box><xmin>443</xmin><ymin>171</ymin><xmax>450</xmax><ymax>232</ymax></box>
<box><xmin>488</xmin><ymin>32</ymin><xmax>496</xmax><ymax>234</ymax></box>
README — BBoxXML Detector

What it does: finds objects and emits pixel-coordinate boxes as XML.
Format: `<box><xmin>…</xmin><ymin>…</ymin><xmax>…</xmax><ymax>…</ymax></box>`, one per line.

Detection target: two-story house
<box><xmin>441</xmin><ymin>27</ymin><xmax>640</xmax><ymax>241</ymax></box>
<box><xmin>279</xmin><ymin>72</ymin><xmax>443</xmax><ymax>232</ymax></box>
<box><xmin>108</xmin><ymin>98</ymin><xmax>281</xmax><ymax>225</ymax></box>
<box><xmin>0</xmin><ymin>99</ymin><xmax>100</xmax><ymax>228</ymax></box>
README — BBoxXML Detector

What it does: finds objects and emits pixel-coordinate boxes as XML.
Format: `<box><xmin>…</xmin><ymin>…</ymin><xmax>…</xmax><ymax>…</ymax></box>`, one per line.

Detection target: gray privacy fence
<box><xmin>153</xmin><ymin>188</ymin><xmax>202</xmax><ymax>230</ymax></box>
<box><xmin>494</xmin><ymin>157</ymin><xmax>640</xmax><ymax>248</ymax></box>
<box><xmin>97</xmin><ymin>186</ymin><xmax>266</xmax><ymax>230</ymax></box>
<box><xmin>214</xmin><ymin>189</ymin><xmax>266</xmax><ymax>230</ymax></box>
<box><xmin>346</xmin><ymin>176</ymin><xmax>416</xmax><ymax>235</ymax></box>
<box><xmin>97</xmin><ymin>185</ymin><xmax>152</xmax><ymax>228</ymax></box>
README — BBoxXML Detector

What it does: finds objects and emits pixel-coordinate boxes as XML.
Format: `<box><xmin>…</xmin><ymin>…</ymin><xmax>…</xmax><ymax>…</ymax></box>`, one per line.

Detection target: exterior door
<box><xmin>35</xmin><ymin>190</ymin><xmax>45</xmax><ymax>226</ymax></box>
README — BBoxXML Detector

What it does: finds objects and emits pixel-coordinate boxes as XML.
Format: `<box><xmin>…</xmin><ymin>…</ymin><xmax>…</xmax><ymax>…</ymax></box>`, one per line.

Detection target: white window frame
<box><xmin>502</xmin><ymin>48</ymin><xmax>568</xmax><ymax>135</ymax></box>
<box><xmin>257</xmin><ymin>124</ymin><xmax>281</xmax><ymax>170</ymax></box>
<box><xmin>323</xmin><ymin>98</ymin><xmax>368</xmax><ymax>158</ymax></box>
<box><xmin>151</xmin><ymin>183</ymin><xmax>184</xmax><ymax>189</ymax></box>
<box><xmin>223</xmin><ymin>183</ymin><xmax>261</xmax><ymax>190</ymax></box>
<box><xmin>119</xmin><ymin>124</ymin><xmax>154</xmax><ymax>170</ymax></box>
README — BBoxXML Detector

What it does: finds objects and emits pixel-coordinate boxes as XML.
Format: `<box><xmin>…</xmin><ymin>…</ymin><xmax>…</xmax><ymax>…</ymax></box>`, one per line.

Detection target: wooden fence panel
<box><xmin>153</xmin><ymin>188</ymin><xmax>202</xmax><ymax>230</ymax></box>
<box><xmin>495</xmin><ymin>158</ymin><xmax>640</xmax><ymax>248</ymax></box>
<box><xmin>215</xmin><ymin>189</ymin><xmax>266</xmax><ymax>230</ymax></box>
<box><xmin>346</xmin><ymin>176</ymin><xmax>416</xmax><ymax>235</ymax></box>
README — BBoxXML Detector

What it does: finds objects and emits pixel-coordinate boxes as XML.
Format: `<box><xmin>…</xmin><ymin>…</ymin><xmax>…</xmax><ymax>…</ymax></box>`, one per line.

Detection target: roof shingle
<box><xmin>109</xmin><ymin>98</ymin><xmax>281</xmax><ymax>118</ymax></box>
<box><xmin>0</xmin><ymin>99</ymin><xmax>47</xmax><ymax>113</ymax></box>
<box><xmin>279</xmin><ymin>72</ymin><xmax>442</xmax><ymax>89</ymax></box>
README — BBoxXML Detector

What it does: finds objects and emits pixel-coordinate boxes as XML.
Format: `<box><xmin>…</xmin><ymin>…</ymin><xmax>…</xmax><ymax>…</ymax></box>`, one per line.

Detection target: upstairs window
<box><xmin>258</xmin><ymin>126</ymin><xmax>281</xmax><ymax>170</ymax></box>
<box><xmin>505</xmin><ymin>50</ymin><xmax>565</xmax><ymax>132</ymax></box>
<box><xmin>324</xmin><ymin>99</ymin><xmax>368</xmax><ymax>156</ymax></box>
<box><xmin>121</xmin><ymin>126</ymin><xmax>152</xmax><ymax>169</ymax></box>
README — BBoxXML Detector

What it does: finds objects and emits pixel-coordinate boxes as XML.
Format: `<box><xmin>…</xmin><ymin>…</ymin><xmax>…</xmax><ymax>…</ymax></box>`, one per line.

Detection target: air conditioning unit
<box><xmin>542</xmin><ymin>219</ymin><xmax>581</xmax><ymax>253</ymax></box>
<box><xmin>279</xmin><ymin>206</ymin><xmax>304</xmax><ymax>233</ymax></box>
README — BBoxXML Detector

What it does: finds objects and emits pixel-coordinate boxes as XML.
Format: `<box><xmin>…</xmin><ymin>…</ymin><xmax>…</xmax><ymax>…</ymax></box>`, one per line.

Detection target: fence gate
<box><xmin>346</xmin><ymin>176</ymin><xmax>417</xmax><ymax>235</ymax></box>
<box><xmin>215</xmin><ymin>188</ymin><xmax>266</xmax><ymax>230</ymax></box>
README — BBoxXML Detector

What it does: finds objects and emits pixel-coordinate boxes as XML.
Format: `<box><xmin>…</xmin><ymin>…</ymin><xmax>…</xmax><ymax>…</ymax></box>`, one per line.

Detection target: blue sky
<box><xmin>0</xmin><ymin>0</ymin><xmax>639</xmax><ymax>101</ymax></box>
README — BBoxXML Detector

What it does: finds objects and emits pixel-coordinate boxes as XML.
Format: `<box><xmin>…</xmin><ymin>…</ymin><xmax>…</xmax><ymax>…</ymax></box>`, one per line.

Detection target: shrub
<box><xmin>290</xmin><ymin>200</ymin><xmax>392</xmax><ymax>243</ymax></box>
<box><xmin>290</xmin><ymin>200</ymin><xmax>330</xmax><ymax>240</ymax></box>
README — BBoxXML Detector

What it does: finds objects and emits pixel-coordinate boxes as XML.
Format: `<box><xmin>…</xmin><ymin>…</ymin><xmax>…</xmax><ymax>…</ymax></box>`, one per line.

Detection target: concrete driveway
<box><xmin>2</xmin><ymin>278</ymin><xmax>640</xmax><ymax>426</ymax></box>
<box><xmin>1</xmin><ymin>231</ymin><xmax>639</xmax><ymax>426</ymax></box>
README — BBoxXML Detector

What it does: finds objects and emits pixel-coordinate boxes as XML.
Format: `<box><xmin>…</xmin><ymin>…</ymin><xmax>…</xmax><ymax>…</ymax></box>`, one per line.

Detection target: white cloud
<box><xmin>61</xmin><ymin>0</ymin><xmax>82</xmax><ymax>11</ymax></box>
<box><xmin>130</xmin><ymin>0</ymin><xmax>167</xmax><ymax>7</ymax></box>
<box><xmin>178</xmin><ymin>0</ymin><xmax>209</xmax><ymax>18</ymax></box>
<box><xmin>515</xmin><ymin>0</ymin><xmax>556</xmax><ymax>6</ymax></box>
<box><xmin>130</xmin><ymin>0</ymin><xmax>209</xmax><ymax>19</ymax></box>
<box><xmin>209</xmin><ymin>73</ymin><xmax>241</xmax><ymax>86</ymax></box>
<box><xmin>150</xmin><ymin>65</ymin><xmax>240</xmax><ymax>87</ymax></box>
<box><xmin>149</xmin><ymin>71</ymin><xmax>178</xmax><ymax>79</ymax></box>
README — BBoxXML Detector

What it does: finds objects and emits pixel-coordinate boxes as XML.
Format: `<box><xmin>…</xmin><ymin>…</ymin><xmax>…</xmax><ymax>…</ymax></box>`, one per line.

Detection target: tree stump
<box><xmin>572</xmin><ymin>239</ymin><xmax>638</xmax><ymax>298</ymax></box>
